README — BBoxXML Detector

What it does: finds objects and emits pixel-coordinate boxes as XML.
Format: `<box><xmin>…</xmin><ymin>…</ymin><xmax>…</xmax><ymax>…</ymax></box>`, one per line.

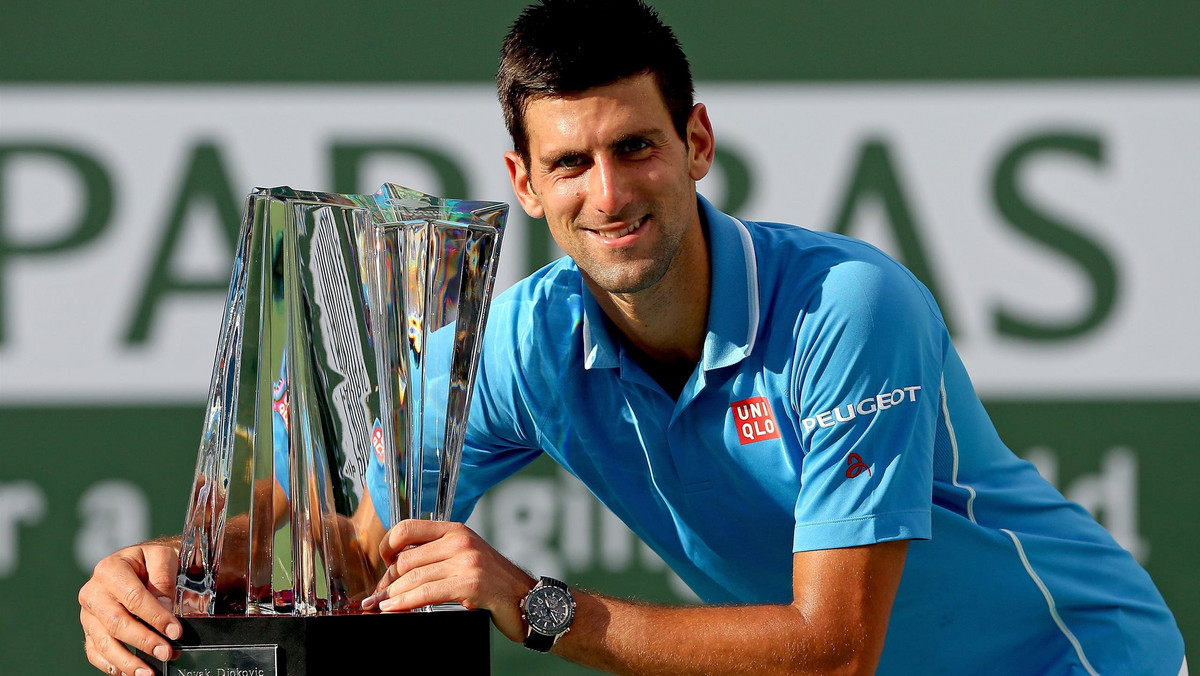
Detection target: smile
<box><xmin>593</xmin><ymin>217</ymin><xmax>645</xmax><ymax>239</ymax></box>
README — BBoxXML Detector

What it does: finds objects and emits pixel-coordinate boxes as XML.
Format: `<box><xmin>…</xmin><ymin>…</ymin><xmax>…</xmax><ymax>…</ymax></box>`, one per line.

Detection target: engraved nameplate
<box><xmin>162</xmin><ymin>645</ymin><xmax>278</xmax><ymax>676</ymax></box>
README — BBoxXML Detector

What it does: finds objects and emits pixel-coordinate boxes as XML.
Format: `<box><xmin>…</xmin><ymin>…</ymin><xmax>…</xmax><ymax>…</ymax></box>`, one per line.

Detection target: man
<box><xmin>80</xmin><ymin>1</ymin><xmax>1185</xmax><ymax>674</ymax></box>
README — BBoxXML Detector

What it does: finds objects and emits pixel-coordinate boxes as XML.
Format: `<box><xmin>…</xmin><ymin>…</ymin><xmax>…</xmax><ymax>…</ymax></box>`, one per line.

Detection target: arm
<box><xmin>365</xmin><ymin>519</ymin><xmax>907</xmax><ymax>676</ymax></box>
<box><xmin>565</xmin><ymin>541</ymin><xmax>907</xmax><ymax>675</ymax></box>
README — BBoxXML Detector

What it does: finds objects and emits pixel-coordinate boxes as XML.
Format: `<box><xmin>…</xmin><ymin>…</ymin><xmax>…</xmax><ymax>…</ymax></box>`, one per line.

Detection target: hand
<box><xmin>362</xmin><ymin>520</ymin><xmax>536</xmax><ymax>643</ymax></box>
<box><xmin>79</xmin><ymin>543</ymin><xmax>182</xmax><ymax>675</ymax></box>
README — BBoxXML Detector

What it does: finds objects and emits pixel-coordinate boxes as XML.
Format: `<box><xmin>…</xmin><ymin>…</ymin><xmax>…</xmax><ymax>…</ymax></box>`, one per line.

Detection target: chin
<box><xmin>590</xmin><ymin>266</ymin><xmax>669</xmax><ymax>295</ymax></box>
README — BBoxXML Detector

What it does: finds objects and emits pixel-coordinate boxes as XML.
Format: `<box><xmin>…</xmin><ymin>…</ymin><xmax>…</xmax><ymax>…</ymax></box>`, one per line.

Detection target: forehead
<box><xmin>522</xmin><ymin>73</ymin><xmax>676</xmax><ymax>154</ymax></box>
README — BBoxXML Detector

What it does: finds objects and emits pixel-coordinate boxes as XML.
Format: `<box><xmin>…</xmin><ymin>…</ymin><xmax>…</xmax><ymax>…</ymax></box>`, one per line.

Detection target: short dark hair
<box><xmin>498</xmin><ymin>0</ymin><xmax>695</xmax><ymax>162</ymax></box>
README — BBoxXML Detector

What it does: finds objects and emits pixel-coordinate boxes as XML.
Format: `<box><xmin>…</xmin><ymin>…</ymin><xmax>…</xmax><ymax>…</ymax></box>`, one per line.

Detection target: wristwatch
<box><xmin>520</xmin><ymin>576</ymin><xmax>576</xmax><ymax>652</ymax></box>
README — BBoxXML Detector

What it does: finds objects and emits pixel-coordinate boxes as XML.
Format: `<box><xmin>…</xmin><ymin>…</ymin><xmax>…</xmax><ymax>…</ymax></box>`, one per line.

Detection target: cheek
<box><xmin>636</xmin><ymin>164</ymin><xmax>679</xmax><ymax>198</ymax></box>
<box><xmin>552</xmin><ymin>174</ymin><xmax>587</xmax><ymax>199</ymax></box>
<box><xmin>542</xmin><ymin>180</ymin><xmax>586</xmax><ymax>217</ymax></box>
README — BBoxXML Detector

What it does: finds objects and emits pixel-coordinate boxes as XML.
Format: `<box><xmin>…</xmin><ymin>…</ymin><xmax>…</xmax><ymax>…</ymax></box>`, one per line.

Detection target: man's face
<box><xmin>505</xmin><ymin>73</ymin><xmax>714</xmax><ymax>296</ymax></box>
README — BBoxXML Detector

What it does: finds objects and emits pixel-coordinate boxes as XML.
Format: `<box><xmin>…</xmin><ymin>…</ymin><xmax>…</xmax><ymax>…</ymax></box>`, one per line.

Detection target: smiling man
<box><xmin>79</xmin><ymin>1</ymin><xmax>1185</xmax><ymax>674</ymax></box>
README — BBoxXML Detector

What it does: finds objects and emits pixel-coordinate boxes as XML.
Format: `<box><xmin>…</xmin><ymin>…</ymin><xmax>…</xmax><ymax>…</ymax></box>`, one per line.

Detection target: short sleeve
<box><xmin>790</xmin><ymin>255</ymin><xmax>944</xmax><ymax>552</ymax></box>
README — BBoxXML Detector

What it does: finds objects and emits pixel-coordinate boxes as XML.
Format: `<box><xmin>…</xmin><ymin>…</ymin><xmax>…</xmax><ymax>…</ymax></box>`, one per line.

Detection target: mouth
<box><xmin>590</xmin><ymin>216</ymin><xmax>646</xmax><ymax>240</ymax></box>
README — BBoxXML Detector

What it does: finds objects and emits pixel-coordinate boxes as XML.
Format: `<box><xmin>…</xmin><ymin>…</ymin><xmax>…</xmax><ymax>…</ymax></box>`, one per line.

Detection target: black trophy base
<box><xmin>137</xmin><ymin>610</ymin><xmax>491</xmax><ymax>676</ymax></box>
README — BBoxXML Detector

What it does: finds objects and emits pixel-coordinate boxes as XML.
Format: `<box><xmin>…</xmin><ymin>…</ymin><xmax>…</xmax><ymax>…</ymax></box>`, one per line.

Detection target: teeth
<box><xmin>596</xmin><ymin>218</ymin><xmax>643</xmax><ymax>239</ymax></box>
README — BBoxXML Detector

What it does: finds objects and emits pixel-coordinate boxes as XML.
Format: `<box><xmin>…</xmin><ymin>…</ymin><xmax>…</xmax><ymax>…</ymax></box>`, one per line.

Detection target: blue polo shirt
<box><xmin>368</xmin><ymin>196</ymin><xmax>1183</xmax><ymax>674</ymax></box>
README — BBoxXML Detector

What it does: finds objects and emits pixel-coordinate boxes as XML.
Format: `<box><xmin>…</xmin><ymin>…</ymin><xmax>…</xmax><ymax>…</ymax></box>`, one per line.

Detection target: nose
<box><xmin>588</xmin><ymin>155</ymin><xmax>634</xmax><ymax>219</ymax></box>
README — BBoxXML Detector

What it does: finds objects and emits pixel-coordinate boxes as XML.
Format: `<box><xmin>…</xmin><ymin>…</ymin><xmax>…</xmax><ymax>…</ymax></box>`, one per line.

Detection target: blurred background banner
<box><xmin>1</xmin><ymin>2</ymin><xmax>1196</xmax><ymax>674</ymax></box>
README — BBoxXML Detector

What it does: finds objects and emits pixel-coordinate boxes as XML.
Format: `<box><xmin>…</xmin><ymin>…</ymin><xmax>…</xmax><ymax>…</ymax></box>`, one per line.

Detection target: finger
<box><xmin>83</xmin><ymin>635</ymin><xmax>120</xmax><ymax>675</ymax></box>
<box><xmin>81</xmin><ymin>609</ymin><xmax>163</xmax><ymax>676</ymax></box>
<box><xmin>368</xmin><ymin>555</ymin><xmax>403</xmax><ymax>598</ymax></box>
<box><xmin>378</xmin><ymin>574</ymin><xmax>460</xmax><ymax>613</ymax></box>
<box><xmin>375</xmin><ymin>541</ymin><xmax>497</xmax><ymax>612</ymax></box>
<box><xmin>378</xmin><ymin>519</ymin><xmax>457</xmax><ymax>563</ymax></box>
<box><xmin>82</xmin><ymin>603</ymin><xmax>173</xmax><ymax>668</ymax></box>
<box><xmin>80</xmin><ymin>582</ymin><xmax>177</xmax><ymax>664</ymax></box>
<box><xmin>372</xmin><ymin>526</ymin><xmax>480</xmax><ymax>599</ymax></box>
<box><xmin>97</xmin><ymin>553</ymin><xmax>183</xmax><ymax>641</ymax></box>
<box><xmin>380</xmin><ymin>554</ymin><xmax>460</xmax><ymax>601</ymax></box>
<box><xmin>372</xmin><ymin>542</ymin><xmax>447</xmax><ymax>594</ymax></box>
<box><xmin>364</xmin><ymin>553</ymin><xmax>440</xmax><ymax>610</ymax></box>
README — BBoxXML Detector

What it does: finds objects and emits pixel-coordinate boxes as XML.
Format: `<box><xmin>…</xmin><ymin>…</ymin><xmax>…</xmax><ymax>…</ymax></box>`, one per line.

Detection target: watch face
<box><xmin>526</xmin><ymin>586</ymin><xmax>574</xmax><ymax>635</ymax></box>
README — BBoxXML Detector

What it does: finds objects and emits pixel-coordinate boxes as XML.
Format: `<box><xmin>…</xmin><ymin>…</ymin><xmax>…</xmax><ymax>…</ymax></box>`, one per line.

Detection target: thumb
<box><xmin>142</xmin><ymin>545</ymin><xmax>181</xmax><ymax>600</ymax></box>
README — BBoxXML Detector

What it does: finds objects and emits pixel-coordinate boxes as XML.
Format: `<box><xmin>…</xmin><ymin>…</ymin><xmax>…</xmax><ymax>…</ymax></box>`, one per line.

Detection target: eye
<box><xmin>617</xmin><ymin>138</ymin><xmax>652</xmax><ymax>155</ymax></box>
<box><xmin>555</xmin><ymin>154</ymin><xmax>586</xmax><ymax>170</ymax></box>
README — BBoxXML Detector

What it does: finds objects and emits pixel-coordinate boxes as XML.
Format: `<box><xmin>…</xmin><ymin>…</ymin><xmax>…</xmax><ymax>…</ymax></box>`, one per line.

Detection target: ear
<box><xmin>685</xmin><ymin>103</ymin><xmax>715</xmax><ymax>181</ymax></box>
<box><xmin>504</xmin><ymin>150</ymin><xmax>545</xmax><ymax>219</ymax></box>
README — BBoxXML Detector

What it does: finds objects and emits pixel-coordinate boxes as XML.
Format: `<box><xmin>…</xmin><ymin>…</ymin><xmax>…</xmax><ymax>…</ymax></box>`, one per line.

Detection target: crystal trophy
<box><xmin>148</xmin><ymin>184</ymin><xmax>506</xmax><ymax>675</ymax></box>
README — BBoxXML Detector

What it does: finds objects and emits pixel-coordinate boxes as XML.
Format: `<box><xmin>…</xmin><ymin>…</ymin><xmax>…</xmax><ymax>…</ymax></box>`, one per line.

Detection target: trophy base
<box><xmin>137</xmin><ymin>610</ymin><xmax>491</xmax><ymax>675</ymax></box>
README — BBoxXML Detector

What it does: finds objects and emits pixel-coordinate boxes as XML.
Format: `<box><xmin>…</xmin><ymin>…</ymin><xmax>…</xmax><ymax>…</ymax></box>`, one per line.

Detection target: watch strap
<box><xmin>524</xmin><ymin>626</ymin><xmax>557</xmax><ymax>652</ymax></box>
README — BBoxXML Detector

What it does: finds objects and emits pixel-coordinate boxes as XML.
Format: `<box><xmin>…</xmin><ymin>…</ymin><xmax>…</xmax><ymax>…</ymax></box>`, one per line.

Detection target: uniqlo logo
<box><xmin>731</xmin><ymin>396</ymin><xmax>781</xmax><ymax>445</ymax></box>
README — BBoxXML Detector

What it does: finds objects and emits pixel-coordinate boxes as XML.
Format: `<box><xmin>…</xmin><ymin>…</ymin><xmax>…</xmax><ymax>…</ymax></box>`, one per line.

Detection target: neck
<box><xmin>586</xmin><ymin>224</ymin><xmax>710</xmax><ymax>398</ymax></box>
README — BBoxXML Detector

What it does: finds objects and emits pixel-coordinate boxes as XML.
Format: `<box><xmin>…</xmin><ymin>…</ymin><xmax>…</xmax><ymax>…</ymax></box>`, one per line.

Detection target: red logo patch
<box><xmin>846</xmin><ymin>453</ymin><xmax>872</xmax><ymax>478</ymax></box>
<box><xmin>731</xmin><ymin>396</ymin><xmax>782</xmax><ymax>445</ymax></box>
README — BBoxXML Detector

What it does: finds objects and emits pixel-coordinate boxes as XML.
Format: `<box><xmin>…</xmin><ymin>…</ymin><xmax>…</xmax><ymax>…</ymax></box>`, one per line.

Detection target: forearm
<box><xmin>369</xmin><ymin>523</ymin><xmax>900</xmax><ymax>674</ymax></box>
<box><xmin>556</xmin><ymin>591</ymin><xmax>878</xmax><ymax>676</ymax></box>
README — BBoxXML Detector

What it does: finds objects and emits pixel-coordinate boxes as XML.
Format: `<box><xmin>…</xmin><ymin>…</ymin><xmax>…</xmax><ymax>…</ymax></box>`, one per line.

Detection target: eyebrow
<box><xmin>537</xmin><ymin>127</ymin><xmax>672</xmax><ymax>170</ymax></box>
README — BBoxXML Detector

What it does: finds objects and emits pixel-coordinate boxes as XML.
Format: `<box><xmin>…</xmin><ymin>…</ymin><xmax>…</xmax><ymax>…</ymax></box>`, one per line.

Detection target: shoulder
<box><xmin>740</xmin><ymin>218</ymin><xmax>944</xmax><ymax>329</ymax></box>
